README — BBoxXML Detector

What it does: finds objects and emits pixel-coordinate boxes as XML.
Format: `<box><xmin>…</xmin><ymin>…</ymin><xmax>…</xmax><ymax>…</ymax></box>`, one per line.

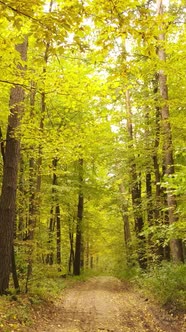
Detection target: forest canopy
<box><xmin>0</xmin><ymin>0</ymin><xmax>185</xmax><ymax>295</ymax></box>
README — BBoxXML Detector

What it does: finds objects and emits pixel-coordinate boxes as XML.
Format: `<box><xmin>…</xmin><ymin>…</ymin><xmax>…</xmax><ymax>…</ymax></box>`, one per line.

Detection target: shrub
<box><xmin>138</xmin><ymin>262</ymin><xmax>186</xmax><ymax>310</ymax></box>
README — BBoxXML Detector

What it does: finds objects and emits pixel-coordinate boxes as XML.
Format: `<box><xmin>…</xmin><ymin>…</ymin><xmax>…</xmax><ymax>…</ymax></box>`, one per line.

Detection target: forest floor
<box><xmin>26</xmin><ymin>276</ymin><xmax>186</xmax><ymax>332</ymax></box>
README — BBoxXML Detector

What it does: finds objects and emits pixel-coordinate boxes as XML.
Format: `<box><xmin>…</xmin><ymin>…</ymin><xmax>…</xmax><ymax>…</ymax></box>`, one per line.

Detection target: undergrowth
<box><xmin>116</xmin><ymin>261</ymin><xmax>186</xmax><ymax>311</ymax></box>
<box><xmin>137</xmin><ymin>262</ymin><xmax>186</xmax><ymax>311</ymax></box>
<box><xmin>0</xmin><ymin>265</ymin><xmax>75</xmax><ymax>331</ymax></box>
<box><xmin>0</xmin><ymin>262</ymin><xmax>185</xmax><ymax>331</ymax></box>
<box><xmin>0</xmin><ymin>265</ymin><xmax>103</xmax><ymax>331</ymax></box>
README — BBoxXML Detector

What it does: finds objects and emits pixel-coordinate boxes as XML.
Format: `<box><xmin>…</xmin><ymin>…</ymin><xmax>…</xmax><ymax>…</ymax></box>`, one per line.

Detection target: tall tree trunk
<box><xmin>74</xmin><ymin>159</ymin><xmax>84</xmax><ymax>276</ymax></box>
<box><xmin>119</xmin><ymin>183</ymin><xmax>131</xmax><ymax>263</ymax></box>
<box><xmin>157</xmin><ymin>0</ymin><xmax>183</xmax><ymax>262</ymax></box>
<box><xmin>144</xmin><ymin>109</ymin><xmax>153</xmax><ymax>261</ymax></box>
<box><xmin>85</xmin><ymin>237</ymin><xmax>90</xmax><ymax>269</ymax></box>
<box><xmin>25</xmin><ymin>84</ymin><xmax>37</xmax><ymax>292</ymax></box>
<box><xmin>46</xmin><ymin>206</ymin><xmax>55</xmax><ymax>265</ymax></box>
<box><xmin>35</xmin><ymin>0</ymin><xmax>53</xmax><ymax>226</ymax></box>
<box><xmin>152</xmin><ymin>76</ymin><xmax>162</xmax><ymax>213</ymax></box>
<box><xmin>68</xmin><ymin>230</ymin><xmax>75</xmax><ymax>273</ymax></box>
<box><xmin>144</xmin><ymin>109</ymin><xmax>153</xmax><ymax>226</ymax></box>
<box><xmin>0</xmin><ymin>39</ymin><xmax>27</xmax><ymax>294</ymax></box>
<box><xmin>125</xmin><ymin>90</ymin><xmax>147</xmax><ymax>269</ymax></box>
<box><xmin>144</xmin><ymin>107</ymin><xmax>162</xmax><ymax>262</ymax></box>
<box><xmin>17</xmin><ymin>156</ymin><xmax>26</xmax><ymax>240</ymax></box>
<box><xmin>46</xmin><ymin>158</ymin><xmax>61</xmax><ymax>265</ymax></box>
<box><xmin>26</xmin><ymin>0</ymin><xmax>54</xmax><ymax>281</ymax></box>
<box><xmin>32</xmin><ymin>1</ymin><xmax>53</xmax><ymax>271</ymax></box>
<box><xmin>56</xmin><ymin>203</ymin><xmax>61</xmax><ymax>265</ymax></box>
<box><xmin>152</xmin><ymin>75</ymin><xmax>167</xmax><ymax>261</ymax></box>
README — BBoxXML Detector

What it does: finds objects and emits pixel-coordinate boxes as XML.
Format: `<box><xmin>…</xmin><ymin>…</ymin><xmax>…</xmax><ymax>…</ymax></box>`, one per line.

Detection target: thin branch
<box><xmin>0</xmin><ymin>0</ymin><xmax>43</xmax><ymax>25</ymax></box>
<box><xmin>0</xmin><ymin>79</ymin><xmax>30</xmax><ymax>89</ymax></box>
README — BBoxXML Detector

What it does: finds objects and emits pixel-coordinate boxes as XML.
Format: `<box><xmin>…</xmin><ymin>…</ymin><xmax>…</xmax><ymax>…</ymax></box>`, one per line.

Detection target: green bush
<box><xmin>114</xmin><ymin>264</ymin><xmax>142</xmax><ymax>281</ymax></box>
<box><xmin>138</xmin><ymin>262</ymin><xmax>186</xmax><ymax>310</ymax></box>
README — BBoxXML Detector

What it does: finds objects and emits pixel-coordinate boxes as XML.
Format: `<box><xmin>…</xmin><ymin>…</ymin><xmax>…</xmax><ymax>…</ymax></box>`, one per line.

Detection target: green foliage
<box><xmin>29</xmin><ymin>277</ymin><xmax>65</xmax><ymax>302</ymax></box>
<box><xmin>25</xmin><ymin>264</ymin><xmax>67</xmax><ymax>299</ymax></box>
<box><xmin>138</xmin><ymin>262</ymin><xmax>186</xmax><ymax>310</ymax></box>
<box><xmin>114</xmin><ymin>265</ymin><xmax>142</xmax><ymax>281</ymax></box>
<box><xmin>0</xmin><ymin>0</ymin><xmax>185</xmax><ymax>303</ymax></box>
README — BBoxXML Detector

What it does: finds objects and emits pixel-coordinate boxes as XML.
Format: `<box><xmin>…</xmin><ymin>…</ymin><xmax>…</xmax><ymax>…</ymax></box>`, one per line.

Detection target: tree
<box><xmin>156</xmin><ymin>0</ymin><xmax>184</xmax><ymax>262</ymax></box>
<box><xmin>0</xmin><ymin>38</ymin><xmax>27</xmax><ymax>294</ymax></box>
<box><xmin>74</xmin><ymin>159</ymin><xmax>84</xmax><ymax>275</ymax></box>
<box><xmin>0</xmin><ymin>0</ymin><xmax>185</xmax><ymax>294</ymax></box>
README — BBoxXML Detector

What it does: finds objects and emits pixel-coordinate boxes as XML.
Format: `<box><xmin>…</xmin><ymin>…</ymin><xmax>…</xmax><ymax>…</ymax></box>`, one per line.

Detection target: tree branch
<box><xmin>0</xmin><ymin>0</ymin><xmax>44</xmax><ymax>25</ymax></box>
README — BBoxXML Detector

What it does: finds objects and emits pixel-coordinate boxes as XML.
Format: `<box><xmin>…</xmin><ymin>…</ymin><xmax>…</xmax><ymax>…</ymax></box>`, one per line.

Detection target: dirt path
<box><xmin>30</xmin><ymin>276</ymin><xmax>185</xmax><ymax>332</ymax></box>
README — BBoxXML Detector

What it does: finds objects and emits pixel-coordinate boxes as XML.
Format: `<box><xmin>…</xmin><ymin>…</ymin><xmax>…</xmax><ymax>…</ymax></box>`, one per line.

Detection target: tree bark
<box><xmin>56</xmin><ymin>203</ymin><xmax>61</xmax><ymax>265</ymax></box>
<box><xmin>25</xmin><ymin>84</ymin><xmax>37</xmax><ymax>292</ymax></box>
<box><xmin>126</xmin><ymin>90</ymin><xmax>147</xmax><ymax>269</ymax></box>
<box><xmin>17</xmin><ymin>156</ymin><xmax>26</xmax><ymax>240</ymax></box>
<box><xmin>46</xmin><ymin>206</ymin><xmax>55</xmax><ymax>265</ymax></box>
<box><xmin>74</xmin><ymin>159</ymin><xmax>84</xmax><ymax>276</ymax></box>
<box><xmin>119</xmin><ymin>183</ymin><xmax>131</xmax><ymax>263</ymax></box>
<box><xmin>46</xmin><ymin>158</ymin><xmax>61</xmax><ymax>265</ymax></box>
<box><xmin>35</xmin><ymin>0</ymin><xmax>53</xmax><ymax>226</ymax></box>
<box><xmin>151</xmin><ymin>75</ymin><xmax>168</xmax><ymax>261</ymax></box>
<box><xmin>157</xmin><ymin>0</ymin><xmax>183</xmax><ymax>262</ymax></box>
<box><xmin>0</xmin><ymin>39</ymin><xmax>27</xmax><ymax>294</ymax></box>
<box><xmin>68</xmin><ymin>231</ymin><xmax>74</xmax><ymax>273</ymax></box>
